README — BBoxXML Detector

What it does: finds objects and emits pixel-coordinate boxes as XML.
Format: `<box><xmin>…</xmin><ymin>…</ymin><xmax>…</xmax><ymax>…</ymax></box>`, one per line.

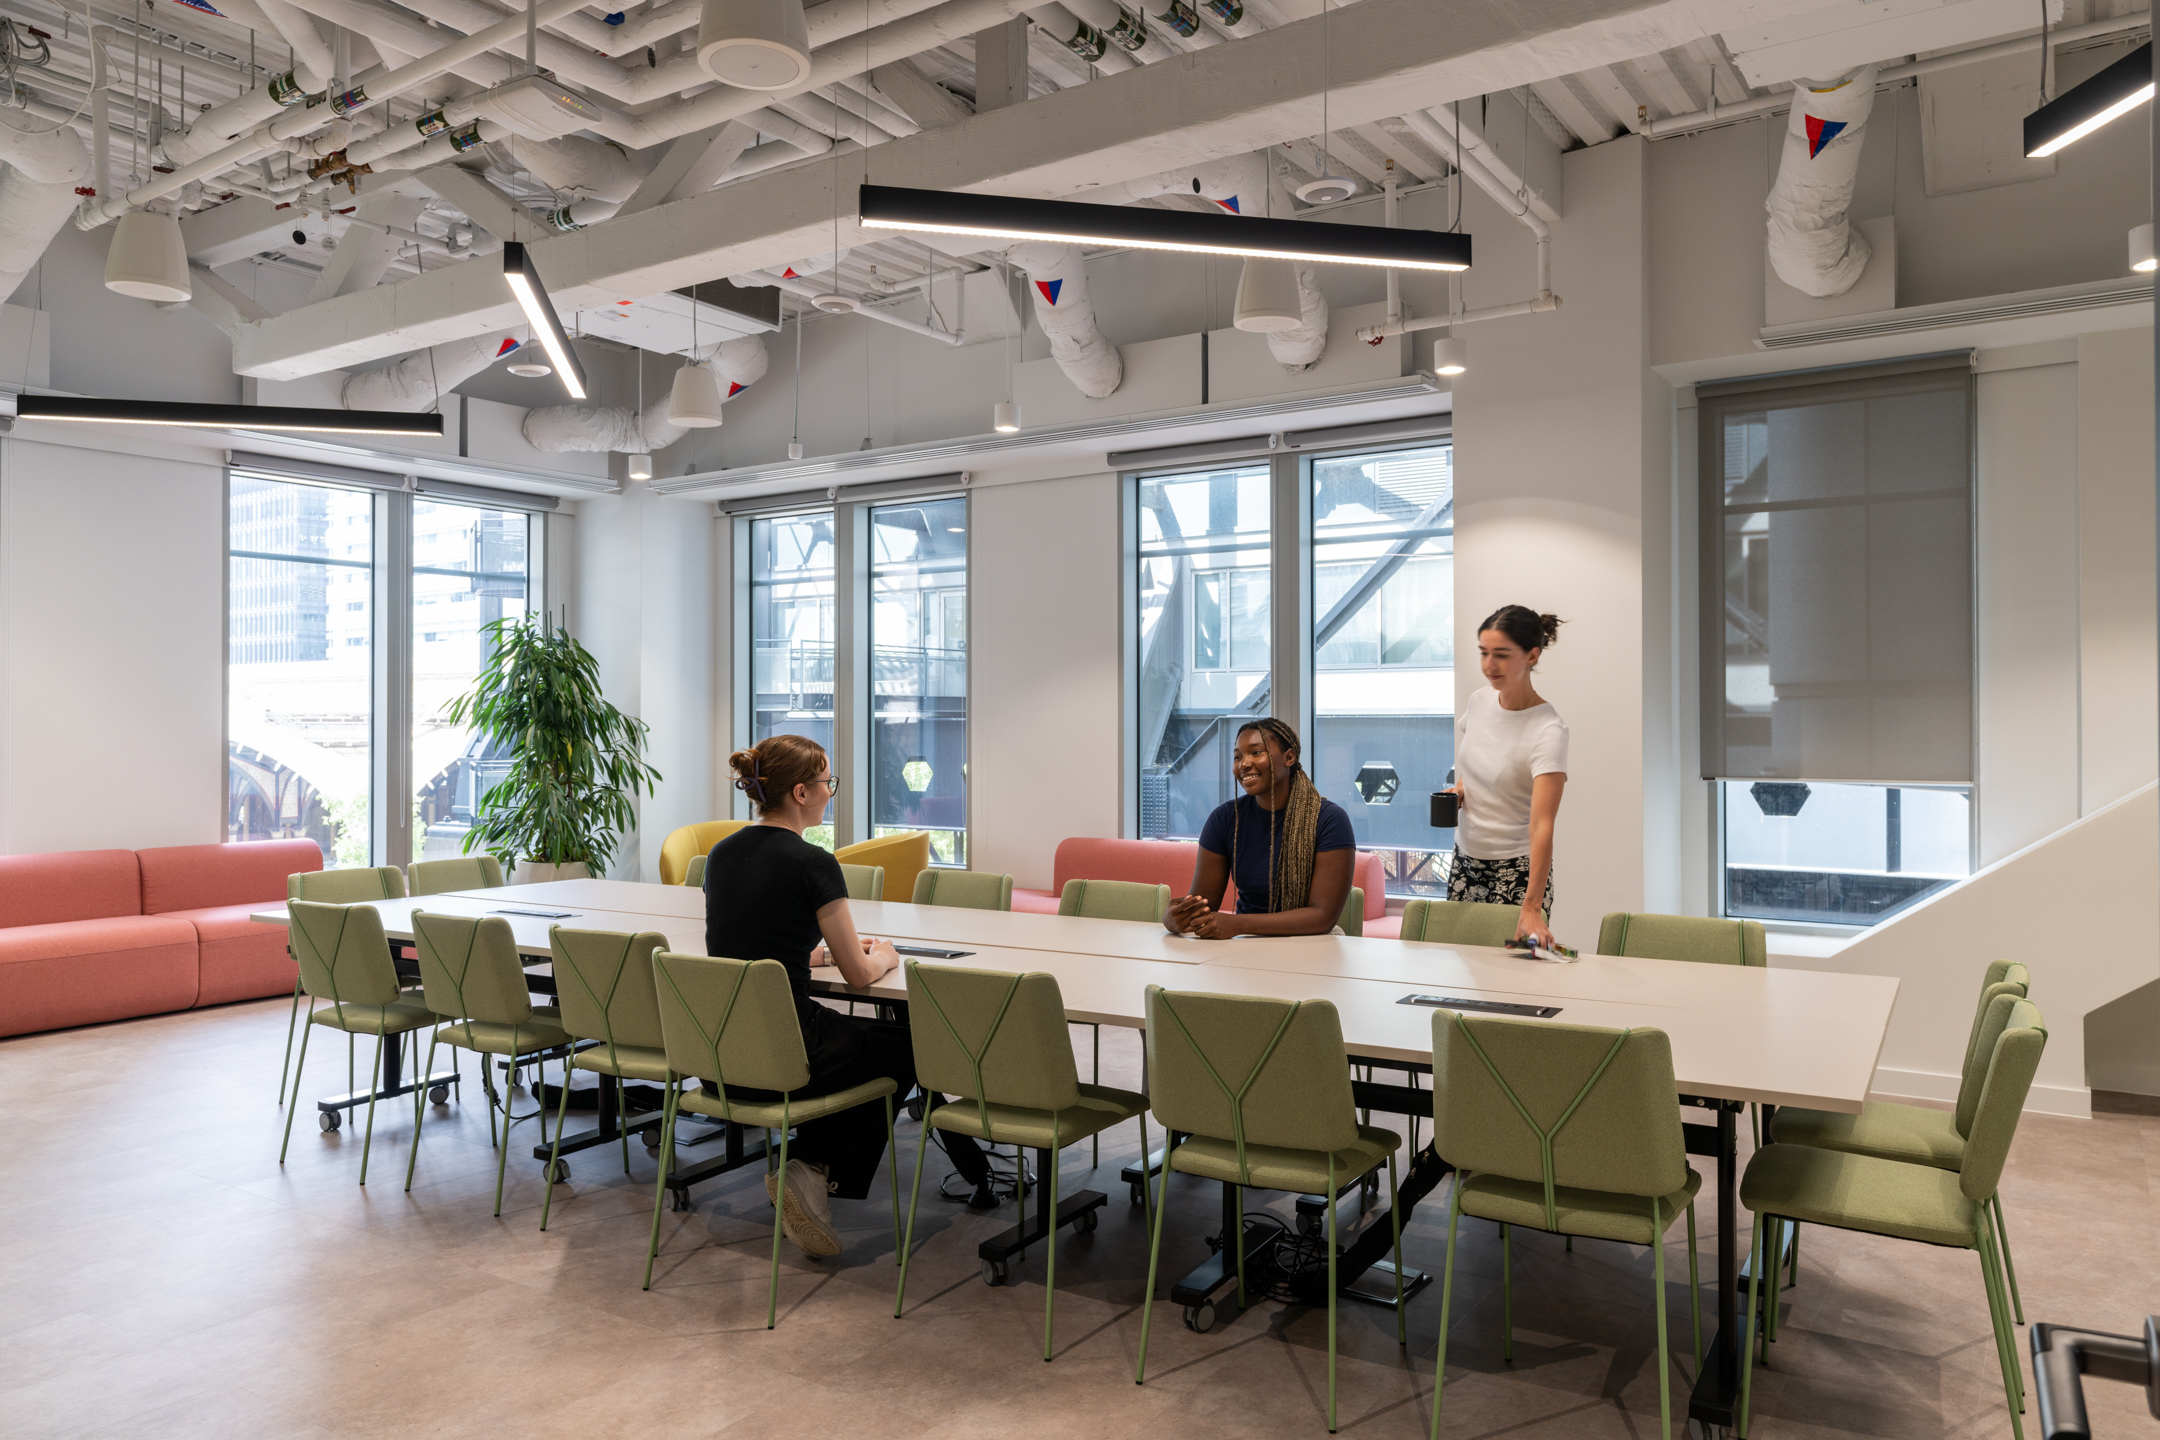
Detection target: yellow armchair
<box><xmin>659</xmin><ymin>820</ymin><xmax>751</xmax><ymax>885</ymax></box>
<box><xmin>834</xmin><ymin>831</ymin><xmax>932</xmax><ymax>907</ymax></box>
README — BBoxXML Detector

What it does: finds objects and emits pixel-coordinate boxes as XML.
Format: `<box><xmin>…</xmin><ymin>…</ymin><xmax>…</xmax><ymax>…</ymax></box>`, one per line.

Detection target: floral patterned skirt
<box><xmin>1444</xmin><ymin>854</ymin><xmax>1552</xmax><ymax>917</ymax></box>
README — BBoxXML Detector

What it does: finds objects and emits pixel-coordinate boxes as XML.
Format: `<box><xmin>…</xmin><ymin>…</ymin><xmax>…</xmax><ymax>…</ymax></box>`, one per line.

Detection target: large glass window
<box><xmin>870</xmin><ymin>496</ymin><xmax>968</xmax><ymax>866</ymax></box>
<box><xmin>412</xmin><ymin>500</ymin><xmax>532</xmax><ymax>861</ymax></box>
<box><xmin>1310</xmin><ymin>444</ymin><xmax>1455</xmax><ymax>897</ymax></box>
<box><xmin>748</xmin><ymin>511</ymin><xmax>836</xmax><ymax>846</ymax></box>
<box><xmin>1723</xmin><ymin>780</ymin><xmax>1972</xmax><ymax>924</ymax></box>
<box><xmin>226</xmin><ymin>474</ymin><xmax>374</xmax><ymax>867</ymax></box>
<box><xmin>1137</xmin><ymin>465</ymin><xmax>1271</xmax><ymax>839</ymax></box>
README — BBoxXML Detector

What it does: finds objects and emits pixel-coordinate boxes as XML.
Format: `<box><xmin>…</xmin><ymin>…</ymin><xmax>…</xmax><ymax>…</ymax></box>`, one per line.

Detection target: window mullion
<box><xmin>374</xmin><ymin>489</ymin><xmax>414</xmax><ymax>870</ymax></box>
<box><xmin>1271</xmin><ymin>450</ymin><xmax>1313</xmax><ymax>745</ymax></box>
<box><xmin>833</xmin><ymin>499</ymin><xmax>869</xmax><ymax>849</ymax></box>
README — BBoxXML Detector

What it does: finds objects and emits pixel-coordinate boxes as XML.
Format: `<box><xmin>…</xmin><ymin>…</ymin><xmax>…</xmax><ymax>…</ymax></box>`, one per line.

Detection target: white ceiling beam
<box><xmin>232</xmin><ymin>0</ymin><xmax>1855</xmax><ymax>378</ymax></box>
<box><xmin>412</xmin><ymin>164</ymin><xmax>549</xmax><ymax>244</ymax></box>
<box><xmin>1528</xmin><ymin>77</ymin><xmax>1613</xmax><ymax>145</ymax></box>
<box><xmin>616</xmin><ymin>121</ymin><xmax>763</xmax><ymax>218</ymax></box>
<box><xmin>869</xmin><ymin>59</ymin><xmax>975</xmax><ymax>128</ymax></box>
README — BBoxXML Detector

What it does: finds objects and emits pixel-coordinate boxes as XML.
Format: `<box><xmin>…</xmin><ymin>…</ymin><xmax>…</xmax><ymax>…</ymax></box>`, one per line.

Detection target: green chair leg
<box><xmin>894</xmin><ymin>1117</ymin><xmax>935</xmax><ymax>1315</ymax></box>
<box><xmin>1429</xmin><ymin>1180</ymin><xmax>1465</xmax><ymax>1440</ymax></box>
<box><xmin>1738</xmin><ymin>1213</ymin><xmax>1764</xmax><ymax>1439</ymax></box>
<box><xmin>490</xmin><ymin>1051</ymin><xmax>515</xmax><ymax>1215</ymax></box>
<box><xmin>1326</xmin><ymin>1158</ymin><xmax>1340</xmax><ymax>1434</ymax></box>
<box><xmin>1991</xmin><ymin>1194</ymin><xmax>2025</xmax><ymax>1325</ymax></box>
<box><xmin>539</xmin><ymin>1056</ymin><xmax>577</xmax><ymax>1229</ymax></box>
<box><xmin>1134</xmin><ymin>1144</ymin><xmax>1175</xmax><ymax>1385</ymax></box>
<box><xmin>1232</xmin><ymin>1181</ymin><xmax>1246</xmax><ymax>1308</ymax></box>
<box><xmin>1652</xmin><ymin>1200</ymin><xmax>1672</xmax><ymax>1440</ymax></box>
<box><xmin>1687</xmin><ymin>1201</ymin><xmax>1703</xmax><ymax>1372</ymax></box>
<box><xmin>279</xmin><ymin>1014</ymin><xmax>316</xmax><ymax>1164</ymax></box>
<box><xmin>277</xmin><ymin>975</ymin><xmax>302</xmax><ymax>1105</ymax></box>
<box><xmin>1764</xmin><ymin>1220</ymin><xmax>1782</xmax><ymax>1344</ymax></box>
<box><xmin>1979</xmin><ymin>1227</ymin><xmax>2027</xmax><ymax>1438</ymax></box>
<box><xmin>356</xmin><ymin>1033</ymin><xmax>386</xmax><ymax>1185</ymax></box>
<box><xmin>766</xmin><ymin>1100</ymin><xmax>792</xmax><ymax>1330</ymax></box>
<box><xmin>1788</xmin><ymin>1220</ymin><xmax>1800</xmax><ymax>1289</ymax></box>
<box><xmin>1043</xmin><ymin>1123</ymin><xmax>1061</xmax><ymax>1361</ymax></box>
<box><xmin>405</xmin><ymin>1034</ymin><xmax>441</xmax><ymax>1192</ymax></box>
<box><xmin>643</xmin><ymin>1085</ymin><xmax>681</xmax><ymax>1291</ymax></box>
<box><xmin>1388</xmin><ymin>1153</ymin><xmax>1404</xmax><ymax>1348</ymax></box>
<box><xmin>1499</xmin><ymin>1222</ymin><xmax>1513</xmax><ymax>1362</ymax></box>
<box><xmin>618</xmin><ymin>1079</ymin><xmax>632</xmax><ymax>1177</ymax></box>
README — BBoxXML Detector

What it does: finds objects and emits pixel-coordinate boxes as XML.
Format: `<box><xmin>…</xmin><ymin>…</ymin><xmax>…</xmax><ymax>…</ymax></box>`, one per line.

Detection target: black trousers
<box><xmin>719</xmin><ymin>1006</ymin><xmax>989</xmax><ymax>1200</ymax></box>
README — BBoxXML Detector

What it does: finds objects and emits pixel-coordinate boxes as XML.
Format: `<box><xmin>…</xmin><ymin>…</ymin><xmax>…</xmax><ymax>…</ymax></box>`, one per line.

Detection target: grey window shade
<box><xmin>1698</xmin><ymin>354</ymin><xmax>1974</xmax><ymax>783</ymax></box>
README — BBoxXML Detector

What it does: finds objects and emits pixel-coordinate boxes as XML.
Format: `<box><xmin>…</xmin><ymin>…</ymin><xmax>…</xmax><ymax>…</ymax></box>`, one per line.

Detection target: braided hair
<box><xmin>1230</xmin><ymin>717</ymin><xmax>1324</xmax><ymax>913</ymax></box>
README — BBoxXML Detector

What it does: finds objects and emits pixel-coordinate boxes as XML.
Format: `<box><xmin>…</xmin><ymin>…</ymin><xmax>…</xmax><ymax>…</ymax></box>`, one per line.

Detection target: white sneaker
<box><xmin>766</xmin><ymin>1158</ymin><xmax>841</xmax><ymax>1257</ymax></box>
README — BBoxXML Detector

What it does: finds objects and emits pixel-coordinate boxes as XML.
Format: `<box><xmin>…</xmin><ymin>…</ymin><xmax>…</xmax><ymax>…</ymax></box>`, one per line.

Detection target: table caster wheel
<box><xmin>318</xmin><ymin>1110</ymin><xmax>342</xmax><ymax>1132</ymax></box>
<box><xmin>428</xmin><ymin>1084</ymin><xmax>450</xmax><ymax>1105</ymax></box>
<box><xmin>1130</xmin><ymin>1179</ymin><xmax>1147</xmax><ymax>1208</ymax></box>
<box><xmin>981</xmin><ymin>1257</ymin><xmax>1009</xmax><ymax>1287</ymax></box>
<box><xmin>1182</xmin><ymin>1301</ymin><xmax>1217</xmax><ymax>1334</ymax></box>
<box><xmin>1296</xmin><ymin>1210</ymin><xmax>1324</xmax><ymax>1239</ymax></box>
<box><xmin>642</xmin><ymin>1129</ymin><xmax>663</xmax><ymax>1151</ymax></box>
<box><xmin>906</xmin><ymin>1094</ymin><xmax>926</xmax><ymax>1123</ymax></box>
<box><xmin>1360</xmin><ymin>1173</ymin><xmax>1379</xmax><ymax>1212</ymax></box>
<box><xmin>545</xmin><ymin>1159</ymin><xmax>571</xmax><ymax>1184</ymax></box>
<box><xmin>1073</xmin><ymin>1208</ymin><xmax>1098</xmax><ymax>1235</ymax></box>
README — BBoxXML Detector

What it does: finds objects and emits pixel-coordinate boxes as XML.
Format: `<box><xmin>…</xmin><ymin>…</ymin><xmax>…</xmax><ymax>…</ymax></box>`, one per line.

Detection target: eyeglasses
<box><xmin>821</xmin><ymin>773</ymin><xmax>841</xmax><ymax>796</ymax></box>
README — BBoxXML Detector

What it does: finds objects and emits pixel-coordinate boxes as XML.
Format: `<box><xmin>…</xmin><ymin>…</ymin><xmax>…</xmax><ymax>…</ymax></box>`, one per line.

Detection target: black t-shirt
<box><xmin>703</xmin><ymin>825</ymin><xmax>849</xmax><ymax>1018</ymax></box>
<box><xmin>1197</xmin><ymin>793</ymin><xmax>1357</xmax><ymax>914</ymax></box>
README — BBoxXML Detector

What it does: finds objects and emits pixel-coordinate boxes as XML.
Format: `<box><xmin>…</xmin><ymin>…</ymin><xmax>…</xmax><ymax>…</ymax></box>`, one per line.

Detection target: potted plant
<box><xmin>448</xmin><ymin>613</ymin><xmax>661</xmax><ymax>882</ymax></box>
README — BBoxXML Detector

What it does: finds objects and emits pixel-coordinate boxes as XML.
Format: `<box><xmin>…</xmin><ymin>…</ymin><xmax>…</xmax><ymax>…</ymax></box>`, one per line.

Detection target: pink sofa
<box><xmin>0</xmin><ymin>840</ymin><xmax>323</xmax><ymax>1039</ymax></box>
<box><xmin>1012</xmin><ymin>837</ymin><xmax>1399</xmax><ymax>938</ymax></box>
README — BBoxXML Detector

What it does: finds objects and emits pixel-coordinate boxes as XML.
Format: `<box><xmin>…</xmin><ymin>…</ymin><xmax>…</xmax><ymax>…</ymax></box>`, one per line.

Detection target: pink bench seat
<box><xmin>1013</xmin><ymin>836</ymin><xmax>1399</xmax><ymax>936</ymax></box>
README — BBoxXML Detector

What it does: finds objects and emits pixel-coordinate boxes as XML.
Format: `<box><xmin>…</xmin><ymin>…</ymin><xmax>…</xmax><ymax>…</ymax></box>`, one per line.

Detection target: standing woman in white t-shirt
<box><xmin>1445</xmin><ymin>605</ymin><xmax>1569</xmax><ymax>946</ymax></box>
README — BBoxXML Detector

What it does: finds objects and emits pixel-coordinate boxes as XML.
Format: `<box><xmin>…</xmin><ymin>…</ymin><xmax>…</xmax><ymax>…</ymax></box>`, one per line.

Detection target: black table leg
<box><xmin>313</xmin><ymin>1027</ymin><xmax>460</xmax><ymax>1126</ymax></box>
<box><xmin>1687</xmin><ymin>1100</ymin><xmax>1742</xmax><ymax>1431</ymax></box>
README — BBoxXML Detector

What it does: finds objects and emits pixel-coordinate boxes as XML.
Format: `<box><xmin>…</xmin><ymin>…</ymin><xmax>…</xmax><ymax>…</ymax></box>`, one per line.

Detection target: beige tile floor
<box><xmin>3</xmin><ymin>996</ymin><xmax>2154</xmax><ymax>1440</ymax></box>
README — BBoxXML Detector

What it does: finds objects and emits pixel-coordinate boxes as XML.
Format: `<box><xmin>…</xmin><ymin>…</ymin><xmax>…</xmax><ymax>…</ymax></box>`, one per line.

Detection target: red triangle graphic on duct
<box><xmin>727</xmin><ymin>382</ymin><xmax>744</xmax><ymax>397</ymax></box>
<box><xmin>1215</xmin><ymin>196</ymin><xmax>1240</xmax><ymax>213</ymax></box>
<box><xmin>495</xmin><ymin>337</ymin><xmax>521</xmax><ymax>356</ymax></box>
<box><xmin>782</xmin><ymin>266</ymin><xmax>798</xmax><ymax>278</ymax></box>
<box><xmin>1805</xmin><ymin>116</ymin><xmax>1846</xmax><ymax>158</ymax></box>
<box><xmin>1035</xmin><ymin>278</ymin><xmax>1062</xmax><ymax>305</ymax></box>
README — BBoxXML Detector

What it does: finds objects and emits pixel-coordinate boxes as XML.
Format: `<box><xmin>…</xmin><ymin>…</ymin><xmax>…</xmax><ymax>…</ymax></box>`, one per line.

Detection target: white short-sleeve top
<box><xmin>1452</xmin><ymin>687</ymin><xmax>1569</xmax><ymax>860</ymax></box>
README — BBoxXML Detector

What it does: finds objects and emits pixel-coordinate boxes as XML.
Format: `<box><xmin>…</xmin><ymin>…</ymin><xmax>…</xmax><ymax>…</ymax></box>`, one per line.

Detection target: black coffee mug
<box><xmin>1430</xmin><ymin>791</ymin><xmax>1459</xmax><ymax>828</ymax></box>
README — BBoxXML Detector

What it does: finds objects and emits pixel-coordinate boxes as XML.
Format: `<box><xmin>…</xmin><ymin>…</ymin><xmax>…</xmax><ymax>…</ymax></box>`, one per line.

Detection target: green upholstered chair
<box><xmin>1597</xmin><ymin>912</ymin><xmax>1766</xmax><ymax>967</ymax></box>
<box><xmin>1135</xmin><ymin>985</ymin><xmax>1404</xmax><ymax>1433</ymax></box>
<box><xmin>895</xmin><ymin>962</ymin><xmax>1151</xmax><ymax>1359</ymax></box>
<box><xmin>406</xmin><ymin>855</ymin><xmax>505</xmax><ymax>896</ymax></box>
<box><xmin>278</xmin><ymin>899</ymin><xmax>439</xmax><ymax>1185</ymax></box>
<box><xmin>1427</xmin><ymin>1009</ymin><xmax>1703</xmax><ymax>1440</ymax></box>
<box><xmin>683</xmin><ymin>854</ymin><xmax>707</xmax><ymax>889</ymax></box>
<box><xmin>404</xmin><ymin>911</ymin><xmax>574</xmax><ymax>1214</ymax></box>
<box><xmin>646</xmin><ymin>951</ymin><xmax>901</xmax><ymax>1327</ymax></box>
<box><xmin>539</xmin><ymin>927</ymin><xmax>673</xmax><ymax>1230</ymax></box>
<box><xmin>840</xmin><ymin>862</ymin><xmax>885</xmax><ymax>902</ymax></box>
<box><xmin>1737</xmin><ymin>999</ymin><xmax>2049</xmax><ymax>1440</ymax></box>
<box><xmin>911</xmin><ymin>869</ymin><xmax>1014</xmax><ymax>910</ymax></box>
<box><xmin>1400</xmin><ymin>898</ymin><xmax>1521</xmax><ymax>947</ymax></box>
<box><xmin>1336</xmin><ymin>886</ymin><xmax>1365</xmax><ymax>937</ymax></box>
<box><xmin>1769</xmin><ymin>967</ymin><xmax>2035</xmax><ymax>1317</ymax></box>
<box><xmin>1058</xmin><ymin>877</ymin><xmax>1169</xmax><ymax>923</ymax></box>
<box><xmin>278</xmin><ymin>866</ymin><xmax>409</xmax><ymax>1107</ymax></box>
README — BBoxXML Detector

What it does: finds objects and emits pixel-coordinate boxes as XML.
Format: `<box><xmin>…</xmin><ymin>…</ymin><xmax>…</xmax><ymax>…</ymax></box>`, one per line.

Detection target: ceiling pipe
<box><xmin>255</xmin><ymin>0</ymin><xmax>342</xmax><ymax>88</ymax></box>
<box><xmin>0</xmin><ymin>101</ymin><xmax>93</xmax><ymax>303</ymax></box>
<box><xmin>1642</xmin><ymin>10</ymin><xmax>2151</xmax><ymax>140</ymax></box>
<box><xmin>1411</xmin><ymin>98</ymin><xmax>1557</xmax><ymax>225</ymax></box>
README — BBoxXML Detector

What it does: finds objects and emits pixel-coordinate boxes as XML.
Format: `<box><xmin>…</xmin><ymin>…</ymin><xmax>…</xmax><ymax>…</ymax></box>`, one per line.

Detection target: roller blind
<box><xmin>1698</xmin><ymin>354</ymin><xmax>1974</xmax><ymax>782</ymax></box>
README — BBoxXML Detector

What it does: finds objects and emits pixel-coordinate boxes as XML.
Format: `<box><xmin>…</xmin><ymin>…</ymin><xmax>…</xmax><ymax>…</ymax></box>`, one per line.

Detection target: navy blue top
<box><xmin>1197</xmin><ymin>792</ymin><xmax>1356</xmax><ymax>914</ymax></box>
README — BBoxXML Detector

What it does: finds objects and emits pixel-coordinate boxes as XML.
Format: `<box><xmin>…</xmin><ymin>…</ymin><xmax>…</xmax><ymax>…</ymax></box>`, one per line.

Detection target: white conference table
<box><xmin>254</xmin><ymin>878</ymin><xmax>1898</xmax><ymax>1430</ymax></box>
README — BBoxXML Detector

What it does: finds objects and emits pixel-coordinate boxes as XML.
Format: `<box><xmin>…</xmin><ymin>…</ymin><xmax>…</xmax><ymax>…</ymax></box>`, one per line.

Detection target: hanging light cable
<box><xmin>1296</xmin><ymin>0</ymin><xmax>1356</xmax><ymax>204</ymax></box>
<box><xmin>669</xmin><ymin>279</ymin><xmax>724</xmax><ymax>426</ymax></box>
<box><xmin>628</xmin><ymin>346</ymin><xmax>653</xmax><ymax>480</ymax></box>
<box><xmin>788</xmin><ymin>294</ymin><xmax>804</xmax><ymax>458</ymax></box>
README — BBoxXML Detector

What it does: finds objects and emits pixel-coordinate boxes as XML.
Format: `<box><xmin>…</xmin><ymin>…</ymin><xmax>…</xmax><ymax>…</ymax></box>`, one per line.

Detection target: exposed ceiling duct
<box><xmin>1765</xmin><ymin>64</ymin><xmax>1878</xmax><ymax>298</ymax></box>
<box><xmin>1006</xmin><ymin>242</ymin><xmax>1121</xmax><ymax>398</ymax></box>
<box><xmin>522</xmin><ymin>334</ymin><xmax>771</xmax><ymax>451</ymax></box>
<box><xmin>0</xmin><ymin>107</ymin><xmax>90</xmax><ymax>305</ymax></box>
<box><xmin>341</xmin><ymin>329</ymin><xmax>530</xmax><ymax>410</ymax></box>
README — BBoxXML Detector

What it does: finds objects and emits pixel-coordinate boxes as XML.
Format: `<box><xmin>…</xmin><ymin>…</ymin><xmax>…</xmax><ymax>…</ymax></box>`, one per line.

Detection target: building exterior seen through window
<box><xmin>749</xmin><ymin>510</ymin><xmax>837</xmax><ymax>848</ymax></box>
<box><xmin>413</xmin><ymin>501</ymin><xmax>531</xmax><ymax>862</ymax></box>
<box><xmin>1138</xmin><ymin>465</ymin><xmax>1272</xmax><ymax>841</ymax></box>
<box><xmin>1723</xmin><ymin>781</ymin><xmax>1973</xmax><ymax>924</ymax></box>
<box><xmin>226</xmin><ymin>473</ymin><xmax>374</xmax><ymax>868</ymax></box>
<box><xmin>870</xmin><ymin>496</ymin><xmax>968</xmax><ymax>866</ymax></box>
<box><xmin>1311</xmin><ymin>444</ymin><xmax>1455</xmax><ymax>897</ymax></box>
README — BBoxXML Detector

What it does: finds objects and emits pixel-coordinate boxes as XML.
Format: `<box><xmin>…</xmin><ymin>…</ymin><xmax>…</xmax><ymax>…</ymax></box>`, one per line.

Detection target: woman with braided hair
<box><xmin>1166</xmin><ymin>717</ymin><xmax>1358</xmax><ymax>939</ymax></box>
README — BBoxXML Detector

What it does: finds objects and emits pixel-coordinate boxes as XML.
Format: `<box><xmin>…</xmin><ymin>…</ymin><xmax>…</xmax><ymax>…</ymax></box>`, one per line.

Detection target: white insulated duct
<box><xmin>522</xmin><ymin>335</ymin><xmax>769</xmax><ymax>452</ymax></box>
<box><xmin>1005</xmin><ymin>241</ymin><xmax>1121</xmax><ymax>398</ymax></box>
<box><xmin>0</xmin><ymin>120</ymin><xmax>92</xmax><ymax>304</ymax></box>
<box><xmin>342</xmin><ymin>329</ymin><xmax>526</xmax><ymax>410</ymax></box>
<box><xmin>1765</xmin><ymin>65</ymin><xmax>1877</xmax><ymax>299</ymax></box>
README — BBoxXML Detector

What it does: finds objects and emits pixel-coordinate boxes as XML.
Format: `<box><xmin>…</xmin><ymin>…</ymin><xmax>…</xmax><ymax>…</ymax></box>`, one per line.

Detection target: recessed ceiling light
<box><xmin>811</xmin><ymin>292</ymin><xmax>859</xmax><ymax>313</ymax></box>
<box><xmin>1294</xmin><ymin>175</ymin><xmax>1359</xmax><ymax>205</ymax></box>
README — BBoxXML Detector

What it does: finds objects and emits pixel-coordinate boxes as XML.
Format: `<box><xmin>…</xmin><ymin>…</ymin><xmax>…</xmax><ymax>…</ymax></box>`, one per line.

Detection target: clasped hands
<box><xmin>1165</xmin><ymin>893</ymin><xmax>1238</xmax><ymax>940</ymax></box>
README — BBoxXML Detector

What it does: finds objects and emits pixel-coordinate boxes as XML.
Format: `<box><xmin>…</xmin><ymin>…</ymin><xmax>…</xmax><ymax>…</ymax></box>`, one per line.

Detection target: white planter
<box><xmin>512</xmin><ymin>860</ymin><xmax>592</xmax><ymax>885</ymax></box>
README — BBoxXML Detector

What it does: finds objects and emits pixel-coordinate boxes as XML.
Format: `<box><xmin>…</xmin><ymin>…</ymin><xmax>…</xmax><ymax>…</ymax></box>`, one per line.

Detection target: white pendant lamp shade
<box><xmin>698</xmin><ymin>0</ymin><xmax>812</xmax><ymax>89</ymax></box>
<box><xmin>1233</xmin><ymin>256</ymin><xmax>1303</xmax><ymax>332</ymax></box>
<box><xmin>2133</xmin><ymin>222</ymin><xmax>2156</xmax><ymax>273</ymax></box>
<box><xmin>104</xmin><ymin>210</ymin><xmax>192</xmax><ymax>302</ymax></box>
<box><xmin>992</xmin><ymin>401</ymin><xmax>1021</xmax><ymax>433</ymax></box>
<box><xmin>1432</xmin><ymin>336</ymin><xmax>1468</xmax><ymax>376</ymax></box>
<box><xmin>627</xmin><ymin>452</ymin><xmax>654</xmax><ymax>481</ymax></box>
<box><xmin>668</xmin><ymin>361</ymin><xmax>726</xmax><ymax>427</ymax></box>
<box><xmin>787</xmin><ymin>440</ymin><xmax>804</xmax><ymax>459</ymax></box>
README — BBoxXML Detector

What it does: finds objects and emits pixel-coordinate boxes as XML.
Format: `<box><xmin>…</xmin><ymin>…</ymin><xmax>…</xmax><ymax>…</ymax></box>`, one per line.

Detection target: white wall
<box><xmin>968</xmin><ymin>470</ymin><xmax>1125</xmax><ymax>890</ymax></box>
<box><xmin>0</xmin><ymin>434</ymin><xmax>227</xmax><ymax>852</ymax></box>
